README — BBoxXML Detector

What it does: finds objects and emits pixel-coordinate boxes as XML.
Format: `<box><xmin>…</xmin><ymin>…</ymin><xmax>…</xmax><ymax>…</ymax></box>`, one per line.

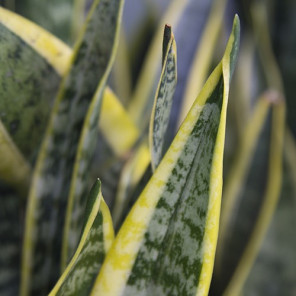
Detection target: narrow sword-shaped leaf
<box><xmin>223</xmin><ymin>96</ymin><xmax>285</xmax><ymax>296</ymax></box>
<box><xmin>91</xmin><ymin>16</ymin><xmax>240</xmax><ymax>296</ymax></box>
<box><xmin>128</xmin><ymin>0</ymin><xmax>187</xmax><ymax>129</ymax></box>
<box><xmin>21</xmin><ymin>0</ymin><xmax>124</xmax><ymax>294</ymax></box>
<box><xmin>149</xmin><ymin>25</ymin><xmax>177</xmax><ymax>171</ymax></box>
<box><xmin>49</xmin><ymin>180</ymin><xmax>114</xmax><ymax>296</ymax></box>
<box><xmin>0</xmin><ymin>7</ymin><xmax>61</xmax><ymax>160</ymax></box>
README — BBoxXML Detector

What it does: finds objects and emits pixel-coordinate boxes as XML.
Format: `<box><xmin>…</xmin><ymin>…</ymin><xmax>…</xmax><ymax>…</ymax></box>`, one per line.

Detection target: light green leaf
<box><xmin>49</xmin><ymin>180</ymin><xmax>114</xmax><ymax>296</ymax></box>
<box><xmin>21</xmin><ymin>0</ymin><xmax>124</xmax><ymax>294</ymax></box>
<box><xmin>91</xmin><ymin>16</ymin><xmax>240</xmax><ymax>296</ymax></box>
<box><xmin>149</xmin><ymin>25</ymin><xmax>177</xmax><ymax>171</ymax></box>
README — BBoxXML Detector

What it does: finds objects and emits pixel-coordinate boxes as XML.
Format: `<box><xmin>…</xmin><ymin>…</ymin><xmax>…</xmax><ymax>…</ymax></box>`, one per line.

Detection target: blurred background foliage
<box><xmin>1</xmin><ymin>0</ymin><xmax>295</xmax><ymax>295</ymax></box>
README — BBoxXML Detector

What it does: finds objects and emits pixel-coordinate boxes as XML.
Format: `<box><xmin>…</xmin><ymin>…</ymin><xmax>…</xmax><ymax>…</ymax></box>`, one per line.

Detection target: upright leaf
<box><xmin>149</xmin><ymin>25</ymin><xmax>177</xmax><ymax>171</ymax></box>
<box><xmin>91</xmin><ymin>16</ymin><xmax>240</xmax><ymax>296</ymax></box>
<box><xmin>50</xmin><ymin>180</ymin><xmax>114</xmax><ymax>296</ymax></box>
<box><xmin>128</xmin><ymin>0</ymin><xmax>187</xmax><ymax>129</ymax></box>
<box><xmin>21</xmin><ymin>0</ymin><xmax>124</xmax><ymax>294</ymax></box>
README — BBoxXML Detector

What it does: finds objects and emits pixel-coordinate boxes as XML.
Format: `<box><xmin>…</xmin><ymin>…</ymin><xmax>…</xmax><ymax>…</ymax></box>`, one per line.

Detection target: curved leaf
<box><xmin>91</xmin><ymin>16</ymin><xmax>240</xmax><ymax>296</ymax></box>
<box><xmin>49</xmin><ymin>180</ymin><xmax>114</xmax><ymax>296</ymax></box>
<box><xmin>21</xmin><ymin>0</ymin><xmax>124</xmax><ymax>294</ymax></box>
<box><xmin>0</xmin><ymin>7</ymin><xmax>61</xmax><ymax>160</ymax></box>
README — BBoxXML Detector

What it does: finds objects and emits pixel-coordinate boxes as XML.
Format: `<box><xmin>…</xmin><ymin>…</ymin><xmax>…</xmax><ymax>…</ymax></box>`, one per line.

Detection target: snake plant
<box><xmin>1</xmin><ymin>0</ymin><xmax>293</xmax><ymax>295</ymax></box>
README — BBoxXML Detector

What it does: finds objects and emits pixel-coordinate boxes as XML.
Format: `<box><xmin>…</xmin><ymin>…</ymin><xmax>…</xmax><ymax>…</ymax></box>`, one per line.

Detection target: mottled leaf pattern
<box><xmin>149</xmin><ymin>25</ymin><xmax>177</xmax><ymax>171</ymax></box>
<box><xmin>21</xmin><ymin>0</ymin><xmax>124</xmax><ymax>294</ymax></box>
<box><xmin>91</xmin><ymin>16</ymin><xmax>240</xmax><ymax>296</ymax></box>
<box><xmin>0</xmin><ymin>10</ymin><xmax>61</xmax><ymax>160</ymax></box>
<box><xmin>49</xmin><ymin>180</ymin><xmax>114</xmax><ymax>296</ymax></box>
<box><xmin>128</xmin><ymin>0</ymin><xmax>187</xmax><ymax>129</ymax></box>
<box><xmin>0</xmin><ymin>7</ymin><xmax>72</xmax><ymax>76</ymax></box>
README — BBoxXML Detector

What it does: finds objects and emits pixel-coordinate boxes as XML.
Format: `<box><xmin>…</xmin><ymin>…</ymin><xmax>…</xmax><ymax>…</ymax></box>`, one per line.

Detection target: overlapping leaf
<box><xmin>21</xmin><ymin>0</ymin><xmax>124</xmax><ymax>294</ymax></box>
<box><xmin>91</xmin><ymin>16</ymin><xmax>240</xmax><ymax>296</ymax></box>
<box><xmin>50</xmin><ymin>180</ymin><xmax>114</xmax><ymax>296</ymax></box>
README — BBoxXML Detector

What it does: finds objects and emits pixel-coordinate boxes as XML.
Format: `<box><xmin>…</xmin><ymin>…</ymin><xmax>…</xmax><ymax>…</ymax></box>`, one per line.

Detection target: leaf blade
<box><xmin>49</xmin><ymin>180</ymin><xmax>114</xmax><ymax>296</ymax></box>
<box><xmin>149</xmin><ymin>25</ymin><xmax>177</xmax><ymax>171</ymax></box>
<box><xmin>91</xmin><ymin>16</ymin><xmax>240</xmax><ymax>296</ymax></box>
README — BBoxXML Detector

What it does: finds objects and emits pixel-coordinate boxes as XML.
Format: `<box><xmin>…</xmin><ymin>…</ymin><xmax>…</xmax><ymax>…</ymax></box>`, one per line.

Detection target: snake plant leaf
<box><xmin>91</xmin><ymin>16</ymin><xmax>240</xmax><ymax>296</ymax></box>
<box><xmin>166</xmin><ymin>0</ymin><xmax>214</xmax><ymax>143</ymax></box>
<box><xmin>0</xmin><ymin>121</ymin><xmax>31</xmax><ymax>194</ymax></box>
<box><xmin>0</xmin><ymin>182</ymin><xmax>22</xmax><ymax>296</ymax></box>
<box><xmin>49</xmin><ymin>180</ymin><xmax>114</xmax><ymax>296</ymax></box>
<box><xmin>62</xmin><ymin>83</ymin><xmax>138</xmax><ymax>268</ymax></box>
<box><xmin>149</xmin><ymin>25</ymin><xmax>177</xmax><ymax>171</ymax></box>
<box><xmin>0</xmin><ymin>7</ymin><xmax>62</xmax><ymax>160</ymax></box>
<box><xmin>214</xmin><ymin>92</ymin><xmax>285</xmax><ymax>296</ymax></box>
<box><xmin>128</xmin><ymin>0</ymin><xmax>187</xmax><ymax>129</ymax></box>
<box><xmin>21</xmin><ymin>0</ymin><xmax>124</xmax><ymax>294</ymax></box>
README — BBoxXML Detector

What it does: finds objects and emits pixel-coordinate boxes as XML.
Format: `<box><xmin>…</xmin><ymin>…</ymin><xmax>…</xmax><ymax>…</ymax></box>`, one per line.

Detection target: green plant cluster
<box><xmin>0</xmin><ymin>0</ymin><xmax>295</xmax><ymax>296</ymax></box>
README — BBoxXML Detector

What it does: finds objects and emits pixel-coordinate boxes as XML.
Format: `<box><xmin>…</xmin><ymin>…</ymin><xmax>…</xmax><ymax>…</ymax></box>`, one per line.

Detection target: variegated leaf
<box><xmin>149</xmin><ymin>24</ymin><xmax>177</xmax><ymax>171</ymax></box>
<box><xmin>0</xmin><ymin>7</ymin><xmax>62</xmax><ymax>161</ymax></box>
<box><xmin>49</xmin><ymin>180</ymin><xmax>114</xmax><ymax>296</ymax></box>
<box><xmin>16</xmin><ymin>0</ymin><xmax>73</xmax><ymax>44</ymax></box>
<box><xmin>91</xmin><ymin>16</ymin><xmax>240</xmax><ymax>296</ymax></box>
<box><xmin>128</xmin><ymin>0</ymin><xmax>187</xmax><ymax>129</ymax></box>
<box><xmin>21</xmin><ymin>0</ymin><xmax>124</xmax><ymax>294</ymax></box>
